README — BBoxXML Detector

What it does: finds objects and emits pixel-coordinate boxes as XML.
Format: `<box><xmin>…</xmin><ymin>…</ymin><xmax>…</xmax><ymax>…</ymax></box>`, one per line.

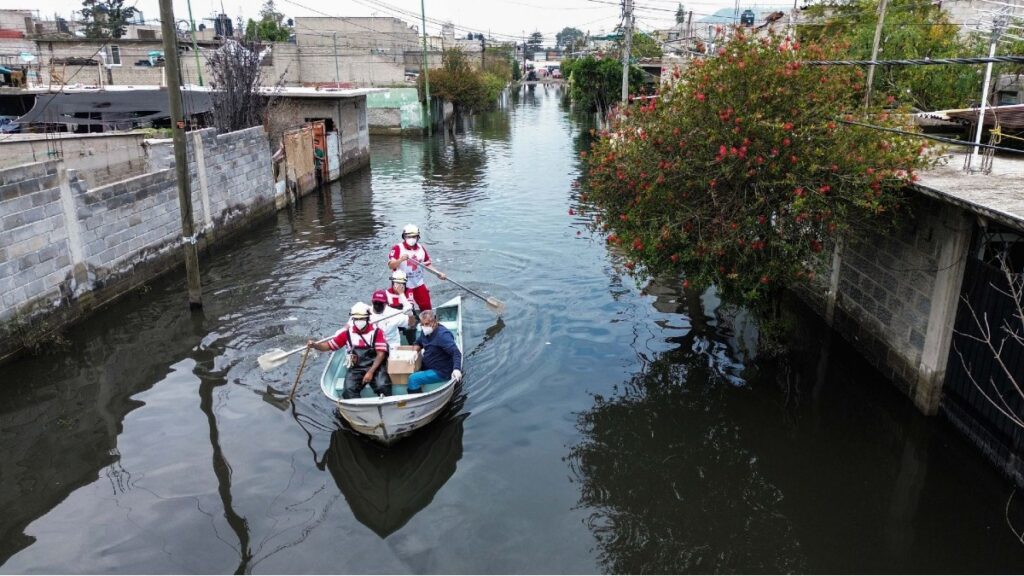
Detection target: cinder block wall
<box><xmin>796</xmin><ymin>193</ymin><xmax>972</xmax><ymax>414</ymax></box>
<box><xmin>0</xmin><ymin>126</ymin><xmax>277</xmax><ymax>362</ymax></box>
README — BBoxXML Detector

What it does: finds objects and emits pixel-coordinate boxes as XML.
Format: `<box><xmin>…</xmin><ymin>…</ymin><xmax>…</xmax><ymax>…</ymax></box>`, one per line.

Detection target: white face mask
<box><xmin>406</xmin><ymin>237</ymin><xmax>418</xmax><ymax>246</ymax></box>
<box><xmin>422</xmin><ymin>325</ymin><xmax>434</xmax><ymax>335</ymax></box>
<box><xmin>392</xmin><ymin>283</ymin><xmax>405</xmax><ymax>292</ymax></box>
<box><xmin>353</xmin><ymin>319</ymin><xmax>368</xmax><ymax>330</ymax></box>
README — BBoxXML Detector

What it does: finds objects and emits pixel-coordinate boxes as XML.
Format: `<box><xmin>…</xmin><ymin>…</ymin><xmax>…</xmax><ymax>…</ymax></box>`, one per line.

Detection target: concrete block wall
<box><xmin>0</xmin><ymin>126</ymin><xmax>278</xmax><ymax>362</ymax></box>
<box><xmin>0</xmin><ymin>132</ymin><xmax>150</xmax><ymax>188</ymax></box>
<box><xmin>0</xmin><ymin>161</ymin><xmax>72</xmax><ymax>322</ymax></box>
<box><xmin>798</xmin><ymin>193</ymin><xmax>972</xmax><ymax>414</ymax></box>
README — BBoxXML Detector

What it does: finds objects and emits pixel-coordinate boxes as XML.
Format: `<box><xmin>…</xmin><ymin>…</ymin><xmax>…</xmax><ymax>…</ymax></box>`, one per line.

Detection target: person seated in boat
<box><xmin>407</xmin><ymin>309</ymin><xmax>463</xmax><ymax>394</ymax></box>
<box><xmin>385</xmin><ymin>269</ymin><xmax>418</xmax><ymax>344</ymax></box>
<box><xmin>307</xmin><ymin>302</ymin><xmax>391</xmax><ymax>399</ymax></box>
<box><xmin>388</xmin><ymin>223</ymin><xmax>446</xmax><ymax>313</ymax></box>
<box><xmin>370</xmin><ymin>289</ymin><xmax>414</xmax><ymax>350</ymax></box>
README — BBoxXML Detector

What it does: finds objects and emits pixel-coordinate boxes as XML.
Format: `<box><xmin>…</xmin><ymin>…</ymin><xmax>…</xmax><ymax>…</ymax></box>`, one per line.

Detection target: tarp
<box><xmin>15</xmin><ymin>89</ymin><xmax>213</xmax><ymax>127</ymax></box>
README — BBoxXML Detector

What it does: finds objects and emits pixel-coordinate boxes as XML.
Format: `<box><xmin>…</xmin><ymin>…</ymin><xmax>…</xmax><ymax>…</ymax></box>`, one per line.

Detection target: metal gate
<box><xmin>944</xmin><ymin>233</ymin><xmax>1024</xmax><ymax>461</ymax></box>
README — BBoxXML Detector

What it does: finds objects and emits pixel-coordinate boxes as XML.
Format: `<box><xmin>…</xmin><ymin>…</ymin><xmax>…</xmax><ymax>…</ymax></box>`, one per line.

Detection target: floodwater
<box><xmin>2</xmin><ymin>85</ymin><xmax>1022</xmax><ymax>574</ymax></box>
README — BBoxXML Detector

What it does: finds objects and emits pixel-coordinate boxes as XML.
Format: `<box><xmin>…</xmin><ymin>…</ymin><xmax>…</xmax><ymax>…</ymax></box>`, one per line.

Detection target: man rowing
<box><xmin>307</xmin><ymin>302</ymin><xmax>391</xmax><ymax>399</ymax></box>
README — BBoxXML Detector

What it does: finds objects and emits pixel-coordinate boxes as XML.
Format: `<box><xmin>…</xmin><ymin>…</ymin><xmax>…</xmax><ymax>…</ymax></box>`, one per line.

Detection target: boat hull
<box><xmin>320</xmin><ymin>296</ymin><xmax>463</xmax><ymax>445</ymax></box>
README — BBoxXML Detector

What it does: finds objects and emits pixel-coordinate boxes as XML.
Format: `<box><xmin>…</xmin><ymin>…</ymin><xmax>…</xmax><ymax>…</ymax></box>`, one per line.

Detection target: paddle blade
<box><xmin>486</xmin><ymin>297</ymin><xmax>506</xmax><ymax>316</ymax></box>
<box><xmin>257</xmin><ymin>348</ymin><xmax>290</xmax><ymax>371</ymax></box>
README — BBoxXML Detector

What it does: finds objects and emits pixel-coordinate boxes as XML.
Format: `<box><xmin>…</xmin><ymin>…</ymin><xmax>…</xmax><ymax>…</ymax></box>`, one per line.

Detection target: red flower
<box><xmin>760</xmin><ymin>275</ymin><xmax>770</xmax><ymax>284</ymax></box>
<box><xmin>568</xmin><ymin>208</ymin><xmax>575</xmax><ymax>215</ymax></box>
<box><xmin>783</xmin><ymin>122</ymin><xmax>794</xmax><ymax>131</ymax></box>
<box><xmin>625</xmin><ymin>261</ymin><xmax>636</xmax><ymax>271</ymax></box>
<box><xmin>632</xmin><ymin>239</ymin><xmax>644</xmax><ymax>250</ymax></box>
<box><xmin>682</xmin><ymin>279</ymin><xmax>690</xmax><ymax>289</ymax></box>
<box><xmin>671</xmin><ymin>254</ymin><xmax>679</xmax><ymax>263</ymax></box>
<box><xmin>619</xmin><ymin>213</ymin><xmax>629</xmax><ymax>222</ymax></box>
<box><xmin>818</xmin><ymin>184</ymin><xmax>830</xmax><ymax>194</ymax></box>
<box><xmin>696</xmin><ymin>93</ymin><xmax>706</xmax><ymax>102</ymax></box>
<box><xmin>782</xmin><ymin>137</ymin><xmax>791</xmax><ymax>147</ymax></box>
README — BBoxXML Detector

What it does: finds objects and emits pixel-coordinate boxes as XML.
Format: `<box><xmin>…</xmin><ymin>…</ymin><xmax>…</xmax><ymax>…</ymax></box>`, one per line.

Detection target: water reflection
<box><xmin>325</xmin><ymin>409</ymin><xmax>467</xmax><ymax>538</ymax></box>
<box><xmin>567</xmin><ymin>290</ymin><xmax>803</xmax><ymax>574</ymax></box>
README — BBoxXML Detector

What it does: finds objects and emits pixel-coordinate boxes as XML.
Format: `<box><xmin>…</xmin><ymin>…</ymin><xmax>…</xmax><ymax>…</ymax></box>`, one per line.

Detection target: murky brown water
<box><xmin>1</xmin><ymin>85</ymin><xmax>1022</xmax><ymax>573</ymax></box>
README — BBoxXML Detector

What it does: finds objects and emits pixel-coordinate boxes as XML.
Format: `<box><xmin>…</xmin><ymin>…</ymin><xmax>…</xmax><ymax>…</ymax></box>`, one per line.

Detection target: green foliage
<box><xmin>527</xmin><ymin>31</ymin><xmax>545</xmax><ymax>52</ymax></box>
<box><xmin>564</xmin><ymin>56</ymin><xmax>643</xmax><ymax>113</ymax></box>
<box><xmin>580</xmin><ymin>31</ymin><xmax>933</xmax><ymax>309</ymax></box>
<box><xmin>801</xmin><ymin>0</ymin><xmax>1001</xmax><ymax>110</ymax></box>
<box><xmin>421</xmin><ymin>48</ymin><xmax>508</xmax><ymax>113</ymax></box>
<box><xmin>626</xmin><ymin>32</ymin><xmax>663</xmax><ymax>59</ymax></box>
<box><xmin>245</xmin><ymin>0</ymin><xmax>290</xmax><ymax>42</ymax></box>
<box><xmin>557</xmin><ymin>27</ymin><xmax>585</xmax><ymax>51</ymax></box>
<box><xmin>80</xmin><ymin>0</ymin><xmax>138</xmax><ymax>39</ymax></box>
<box><xmin>245</xmin><ymin>18</ymin><xmax>290</xmax><ymax>42</ymax></box>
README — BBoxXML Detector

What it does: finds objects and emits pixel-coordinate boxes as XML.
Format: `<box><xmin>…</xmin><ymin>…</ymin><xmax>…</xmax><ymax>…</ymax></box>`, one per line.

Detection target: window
<box><xmin>107</xmin><ymin>45</ymin><xmax>121</xmax><ymax>66</ymax></box>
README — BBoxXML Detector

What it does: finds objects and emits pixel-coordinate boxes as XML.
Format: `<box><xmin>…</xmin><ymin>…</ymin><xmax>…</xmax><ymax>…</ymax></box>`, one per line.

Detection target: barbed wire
<box><xmin>802</xmin><ymin>55</ymin><xmax>1024</xmax><ymax>65</ymax></box>
<box><xmin>839</xmin><ymin>117</ymin><xmax>1024</xmax><ymax>153</ymax></box>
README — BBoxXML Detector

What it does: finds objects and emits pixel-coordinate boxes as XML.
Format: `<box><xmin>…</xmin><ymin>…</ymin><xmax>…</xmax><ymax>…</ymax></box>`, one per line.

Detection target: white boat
<box><xmin>320</xmin><ymin>296</ymin><xmax>463</xmax><ymax>445</ymax></box>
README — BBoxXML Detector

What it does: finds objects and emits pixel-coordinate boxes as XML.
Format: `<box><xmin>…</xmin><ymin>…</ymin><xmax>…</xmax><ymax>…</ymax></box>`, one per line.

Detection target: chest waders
<box><xmin>343</xmin><ymin>330</ymin><xmax>392</xmax><ymax>399</ymax></box>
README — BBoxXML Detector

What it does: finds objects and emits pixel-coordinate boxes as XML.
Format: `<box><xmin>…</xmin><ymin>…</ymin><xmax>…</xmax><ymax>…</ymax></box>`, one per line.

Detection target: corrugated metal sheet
<box><xmin>945</xmin><ymin>104</ymin><xmax>1024</xmax><ymax>130</ymax></box>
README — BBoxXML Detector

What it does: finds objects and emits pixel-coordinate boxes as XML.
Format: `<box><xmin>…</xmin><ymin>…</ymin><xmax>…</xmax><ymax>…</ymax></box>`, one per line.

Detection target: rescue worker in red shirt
<box><xmin>385</xmin><ymin>269</ymin><xmax>418</xmax><ymax>345</ymax></box>
<box><xmin>388</xmin><ymin>223</ymin><xmax>446</xmax><ymax>312</ymax></box>
<box><xmin>307</xmin><ymin>302</ymin><xmax>391</xmax><ymax>399</ymax></box>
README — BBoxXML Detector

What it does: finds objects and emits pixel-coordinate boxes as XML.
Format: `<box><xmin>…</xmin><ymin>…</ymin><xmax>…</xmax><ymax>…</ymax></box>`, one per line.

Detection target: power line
<box><xmin>803</xmin><ymin>55</ymin><xmax>1024</xmax><ymax>65</ymax></box>
<box><xmin>839</xmin><ymin>117</ymin><xmax>1024</xmax><ymax>154</ymax></box>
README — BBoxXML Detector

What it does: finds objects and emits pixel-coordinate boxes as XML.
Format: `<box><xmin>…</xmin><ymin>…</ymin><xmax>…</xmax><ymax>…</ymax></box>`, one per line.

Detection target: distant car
<box><xmin>551</xmin><ymin>68</ymin><xmax>562</xmax><ymax>79</ymax></box>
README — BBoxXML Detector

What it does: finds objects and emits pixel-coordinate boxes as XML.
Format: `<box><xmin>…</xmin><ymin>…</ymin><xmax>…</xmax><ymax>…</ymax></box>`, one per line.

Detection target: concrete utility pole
<box><xmin>863</xmin><ymin>0</ymin><xmax>889</xmax><ymax>110</ymax></box>
<box><xmin>159</xmin><ymin>0</ymin><xmax>203</xmax><ymax>308</ymax></box>
<box><xmin>332</xmin><ymin>31</ymin><xmax>340</xmax><ymax>85</ymax></box>
<box><xmin>186</xmin><ymin>0</ymin><xmax>204</xmax><ymax>86</ymax></box>
<box><xmin>621</xmin><ymin>0</ymin><xmax>634</xmax><ymax>103</ymax></box>
<box><xmin>420</xmin><ymin>0</ymin><xmax>432</xmax><ymax>136</ymax></box>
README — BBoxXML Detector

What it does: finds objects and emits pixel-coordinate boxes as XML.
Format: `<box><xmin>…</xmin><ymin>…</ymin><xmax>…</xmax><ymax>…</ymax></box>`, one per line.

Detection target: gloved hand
<box><xmin>451</xmin><ymin>369</ymin><xmax>463</xmax><ymax>382</ymax></box>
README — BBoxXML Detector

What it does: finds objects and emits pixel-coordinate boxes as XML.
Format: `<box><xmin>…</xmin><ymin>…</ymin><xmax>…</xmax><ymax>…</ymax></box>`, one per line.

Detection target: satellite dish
<box><xmin>19</xmin><ymin>52</ymin><xmax>35</xmax><ymax>63</ymax></box>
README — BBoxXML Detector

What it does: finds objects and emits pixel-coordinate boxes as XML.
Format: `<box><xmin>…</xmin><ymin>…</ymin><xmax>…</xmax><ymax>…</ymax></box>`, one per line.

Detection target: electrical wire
<box><xmin>802</xmin><ymin>55</ymin><xmax>1024</xmax><ymax>65</ymax></box>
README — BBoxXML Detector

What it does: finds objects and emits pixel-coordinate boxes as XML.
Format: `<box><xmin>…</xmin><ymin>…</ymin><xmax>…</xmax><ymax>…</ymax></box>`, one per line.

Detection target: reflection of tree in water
<box><xmin>568</xmin><ymin>287</ymin><xmax>805</xmax><ymax>574</ymax></box>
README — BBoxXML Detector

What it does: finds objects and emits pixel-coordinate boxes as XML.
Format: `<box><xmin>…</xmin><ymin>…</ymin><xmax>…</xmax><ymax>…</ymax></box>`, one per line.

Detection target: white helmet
<box><xmin>402</xmin><ymin>223</ymin><xmax>420</xmax><ymax>238</ymax></box>
<box><xmin>349</xmin><ymin>302</ymin><xmax>371</xmax><ymax>318</ymax></box>
<box><xmin>390</xmin><ymin>270</ymin><xmax>408</xmax><ymax>283</ymax></box>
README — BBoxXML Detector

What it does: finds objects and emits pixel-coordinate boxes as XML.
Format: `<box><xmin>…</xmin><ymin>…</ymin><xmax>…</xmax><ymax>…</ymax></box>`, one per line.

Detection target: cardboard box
<box><xmin>388</xmin><ymin>346</ymin><xmax>421</xmax><ymax>385</ymax></box>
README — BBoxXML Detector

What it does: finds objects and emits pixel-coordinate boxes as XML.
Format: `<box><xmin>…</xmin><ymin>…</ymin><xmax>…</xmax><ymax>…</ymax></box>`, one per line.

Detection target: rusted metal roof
<box><xmin>944</xmin><ymin>104</ymin><xmax>1024</xmax><ymax>130</ymax></box>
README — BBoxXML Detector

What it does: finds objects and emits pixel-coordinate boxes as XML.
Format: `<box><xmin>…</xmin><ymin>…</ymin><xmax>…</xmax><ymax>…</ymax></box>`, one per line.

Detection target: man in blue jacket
<box><xmin>407</xmin><ymin>309</ymin><xmax>463</xmax><ymax>393</ymax></box>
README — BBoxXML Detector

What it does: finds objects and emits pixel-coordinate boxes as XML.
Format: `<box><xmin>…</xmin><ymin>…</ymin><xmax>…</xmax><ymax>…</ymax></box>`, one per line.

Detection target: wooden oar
<box><xmin>410</xmin><ymin>258</ymin><xmax>506</xmax><ymax>315</ymax></box>
<box><xmin>257</xmin><ymin>309</ymin><xmax>409</xmax><ymax>371</ymax></box>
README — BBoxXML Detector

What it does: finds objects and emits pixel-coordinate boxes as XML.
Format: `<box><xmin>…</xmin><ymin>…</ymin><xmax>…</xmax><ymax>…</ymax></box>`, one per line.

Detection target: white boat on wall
<box><xmin>320</xmin><ymin>296</ymin><xmax>463</xmax><ymax>445</ymax></box>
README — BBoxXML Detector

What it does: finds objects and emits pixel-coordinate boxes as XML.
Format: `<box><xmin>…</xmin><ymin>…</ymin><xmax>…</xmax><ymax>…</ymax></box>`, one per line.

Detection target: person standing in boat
<box><xmin>370</xmin><ymin>289</ymin><xmax>414</xmax><ymax>350</ymax></box>
<box><xmin>385</xmin><ymin>269</ymin><xmax>418</xmax><ymax>344</ymax></box>
<box><xmin>407</xmin><ymin>309</ymin><xmax>463</xmax><ymax>393</ymax></box>
<box><xmin>307</xmin><ymin>302</ymin><xmax>391</xmax><ymax>399</ymax></box>
<box><xmin>388</xmin><ymin>224</ymin><xmax>446</xmax><ymax>312</ymax></box>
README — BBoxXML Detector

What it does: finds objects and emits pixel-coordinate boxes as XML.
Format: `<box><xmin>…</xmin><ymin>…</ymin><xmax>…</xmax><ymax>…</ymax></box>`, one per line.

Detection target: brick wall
<box><xmin>0</xmin><ymin>126</ymin><xmax>279</xmax><ymax>362</ymax></box>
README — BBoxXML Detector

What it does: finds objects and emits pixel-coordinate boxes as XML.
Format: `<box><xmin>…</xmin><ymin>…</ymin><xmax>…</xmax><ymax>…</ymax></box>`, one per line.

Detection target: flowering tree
<box><xmin>581</xmin><ymin>31</ymin><xmax>933</xmax><ymax>309</ymax></box>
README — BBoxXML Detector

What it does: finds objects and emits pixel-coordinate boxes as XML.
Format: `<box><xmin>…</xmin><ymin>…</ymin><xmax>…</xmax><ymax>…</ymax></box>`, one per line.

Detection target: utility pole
<box><xmin>159</xmin><ymin>0</ymin><xmax>203</xmax><ymax>308</ymax></box>
<box><xmin>332</xmin><ymin>31</ymin><xmax>340</xmax><ymax>85</ymax></box>
<box><xmin>863</xmin><ymin>0</ymin><xmax>888</xmax><ymax>109</ymax></box>
<box><xmin>686</xmin><ymin>11</ymin><xmax>692</xmax><ymax>54</ymax></box>
<box><xmin>186</xmin><ymin>0</ymin><xmax>204</xmax><ymax>86</ymax></box>
<box><xmin>420</xmin><ymin>0</ymin><xmax>432</xmax><ymax>136</ymax></box>
<box><xmin>967</xmin><ymin>3</ymin><xmax>1011</xmax><ymax>171</ymax></box>
<box><xmin>621</xmin><ymin>0</ymin><xmax>634</xmax><ymax>103</ymax></box>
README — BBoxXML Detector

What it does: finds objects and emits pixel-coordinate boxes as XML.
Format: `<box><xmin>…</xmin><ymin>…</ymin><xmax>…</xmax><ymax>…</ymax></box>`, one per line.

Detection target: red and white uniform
<box><xmin>326</xmin><ymin>323</ymin><xmax>388</xmax><ymax>353</ymax></box>
<box><xmin>389</xmin><ymin>242</ymin><xmax>434</xmax><ymax>311</ymax></box>
<box><xmin>389</xmin><ymin>242</ymin><xmax>431</xmax><ymax>289</ymax></box>
<box><xmin>385</xmin><ymin>286</ymin><xmax>416</xmax><ymax>312</ymax></box>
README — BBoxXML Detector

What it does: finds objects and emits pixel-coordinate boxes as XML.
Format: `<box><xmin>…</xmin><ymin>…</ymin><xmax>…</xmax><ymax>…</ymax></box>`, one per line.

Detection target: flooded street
<box><xmin>2</xmin><ymin>86</ymin><xmax>1022</xmax><ymax>573</ymax></box>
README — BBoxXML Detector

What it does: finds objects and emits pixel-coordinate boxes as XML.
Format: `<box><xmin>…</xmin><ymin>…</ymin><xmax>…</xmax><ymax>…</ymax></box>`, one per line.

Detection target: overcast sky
<box><xmin>23</xmin><ymin>0</ymin><xmax>762</xmax><ymax>42</ymax></box>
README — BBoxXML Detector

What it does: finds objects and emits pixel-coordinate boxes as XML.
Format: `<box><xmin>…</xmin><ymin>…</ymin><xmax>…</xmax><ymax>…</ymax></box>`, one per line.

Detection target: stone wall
<box><xmin>797</xmin><ymin>193</ymin><xmax>972</xmax><ymax>415</ymax></box>
<box><xmin>0</xmin><ymin>126</ymin><xmax>279</xmax><ymax>362</ymax></box>
<box><xmin>0</xmin><ymin>132</ymin><xmax>149</xmax><ymax>188</ymax></box>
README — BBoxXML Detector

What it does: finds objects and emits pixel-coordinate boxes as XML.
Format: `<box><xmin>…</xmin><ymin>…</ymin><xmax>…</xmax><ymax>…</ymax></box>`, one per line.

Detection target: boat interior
<box><xmin>324</xmin><ymin>303</ymin><xmax>461</xmax><ymax>398</ymax></box>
